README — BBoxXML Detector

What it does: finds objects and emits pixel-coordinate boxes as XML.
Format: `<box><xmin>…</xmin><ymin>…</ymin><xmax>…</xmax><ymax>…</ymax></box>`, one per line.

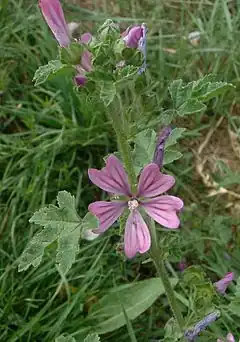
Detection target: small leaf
<box><xmin>55</xmin><ymin>334</ymin><xmax>76</xmax><ymax>342</ymax></box>
<box><xmin>84</xmin><ymin>333</ymin><xmax>100</xmax><ymax>342</ymax></box>
<box><xmin>18</xmin><ymin>191</ymin><xmax>80</xmax><ymax>273</ymax></box>
<box><xmin>90</xmin><ymin>277</ymin><xmax>178</xmax><ymax>334</ymax></box>
<box><xmin>163</xmin><ymin>150</ymin><xmax>183</xmax><ymax>165</ymax></box>
<box><xmin>33</xmin><ymin>60</ymin><xmax>74</xmax><ymax>86</ymax></box>
<box><xmin>165</xmin><ymin>128</ymin><xmax>185</xmax><ymax>148</ymax></box>
<box><xmin>177</xmin><ymin>99</ymin><xmax>206</xmax><ymax>116</ymax></box>
<box><xmin>100</xmin><ymin>81</ymin><xmax>116</xmax><ymax>106</ymax></box>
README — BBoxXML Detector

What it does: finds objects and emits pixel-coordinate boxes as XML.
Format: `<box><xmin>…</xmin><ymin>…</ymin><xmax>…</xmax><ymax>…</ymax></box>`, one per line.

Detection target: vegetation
<box><xmin>0</xmin><ymin>0</ymin><xmax>239</xmax><ymax>341</ymax></box>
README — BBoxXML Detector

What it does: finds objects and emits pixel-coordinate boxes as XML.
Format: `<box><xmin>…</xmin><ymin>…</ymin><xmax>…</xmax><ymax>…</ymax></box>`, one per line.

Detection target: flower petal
<box><xmin>141</xmin><ymin>195</ymin><xmax>183</xmax><ymax>229</ymax></box>
<box><xmin>137</xmin><ymin>163</ymin><xmax>175</xmax><ymax>198</ymax></box>
<box><xmin>122</xmin><ymin>25</ymin><xmax>143</xmax><ymax>48</ymax></box>
<box><xmin>214</xmin><ymin>272</ymin><xmax>234</xmax><ymax>294</ymax></box>
<box><xmin>81</xmin><ymin>50</ymin><xmax>92</xmax><ymax>72</ymax></box>
<box><xmin>80</xmin><ymin>32</ymin><xmax>92</xmax><ymax>44</ymax></box>
<box><xmin>88</xmin><ymin>155</ymin><xmax>131</xmax><ymax>196</ymax></box>
<box><xmin>124</xmin><ymin>210</ymin><xmax>151</xmax><ymax>258</ymax></box>
<box><xmin>88</xmin><ymin>201</ymin><xmax>126</xmax><ymax>233</ymax></box>
<box><xmin>39</xmin><ymin>0</ymin><xmax>70</xmax><ymax>47</ymax></box>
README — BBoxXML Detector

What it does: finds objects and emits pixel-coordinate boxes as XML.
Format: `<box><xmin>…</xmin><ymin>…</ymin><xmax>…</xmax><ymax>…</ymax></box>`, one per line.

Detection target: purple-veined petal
<box><xmin>88</xmin><ymin>201</ymin><xmax>126</xmax><ymax>233</ymax></box>
<box><xmin>141</xmin><ymin>195</ymin><xmax>183</xmax><ymax>229</ymax></box>
<box><xmin>122</xmin><ymin>25</ymin><xmax>143</xmax><ymax>48</ymax></box>
<box><xmin>214</xmin><ymin>272</ymin><xmax>234</xmax><ymax>294</ymax></box>
<box><xmin>137</xmin><ymin>163</ymin><xmax>175</xmax><ymax>198</ymax></box>
<box><xmin>39</xmin><ymin>0</ymin><xmax>70</xmax><ymax>47</ymax></box>
<box><xmin>88</xmin><ymin>155</ymin><xmax>132</xmax><ymax>196</ymax></box>
<box><xmin>226</xmin><ymin>333</ymin><xmax>235</xmax><ymax>342</ymax></box>
<box><xmin>124</xmin><ymin>209</ymin><xmax>151</xmax><ymax>258</ymax></box>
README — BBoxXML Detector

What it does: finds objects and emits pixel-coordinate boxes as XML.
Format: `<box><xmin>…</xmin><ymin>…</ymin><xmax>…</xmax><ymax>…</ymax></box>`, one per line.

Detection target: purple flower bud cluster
<box><xmin>39</xmin><ymin>0</ymin><xmax>147</xmax><ymax>86</ymax></box>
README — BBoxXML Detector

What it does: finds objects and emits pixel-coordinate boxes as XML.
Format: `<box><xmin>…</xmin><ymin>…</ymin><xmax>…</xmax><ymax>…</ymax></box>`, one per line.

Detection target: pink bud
<box><xmin>75</xmin><ymin>74</ymin><xmax>87</xmax><ymax>87</ymax></box>
<box><xmin>214</xmin><ymin>272</ymin><xmax>234</xmax><ymax>294</ymax></box>
<box><xmin>122</xmin><ymin>25</ymin><xmax>143</xmax><ymax>48</ymax></box>
<box><xmin>39</xmin><ymin>0</ymin><xmax>70</xmax><ymax>47</ymax></box>
<box><xmin>226</xmin><ymin>333</ymin><xmax>235</xmax><ymax>342</ymax></box>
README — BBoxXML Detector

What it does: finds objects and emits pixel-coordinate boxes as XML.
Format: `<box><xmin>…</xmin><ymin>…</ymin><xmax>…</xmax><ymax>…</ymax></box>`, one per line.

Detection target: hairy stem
<box><xmin>107</xmin><ymin>99</ymin><xmax>136</xmax><ymax>192</ymax></box>
<box><xmin>149</xmin><ymin>219</ymin><xmax>185</xmax><ymax>333</ymax></box>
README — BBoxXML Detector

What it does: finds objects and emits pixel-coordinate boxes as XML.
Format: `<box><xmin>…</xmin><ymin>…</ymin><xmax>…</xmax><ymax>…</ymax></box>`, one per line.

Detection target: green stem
<box><xmin>107</xmin><ymin>101</ymin><xmax>136</xmax><ymax>192</ymax></box>
<box><xmin>149</xmin><ymin>219</ymin><xmax>185</xmax><ymax>333</ymax></box>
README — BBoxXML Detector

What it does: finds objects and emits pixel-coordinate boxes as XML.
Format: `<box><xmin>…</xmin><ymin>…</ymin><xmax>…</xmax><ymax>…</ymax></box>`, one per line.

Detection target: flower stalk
<box><xmin>149</xmin><ymin>219</ymin><xmax>185</xmax><ymax>333</ymax></box>
<box><xmin>108</xmin><ymin>100</ymin><xmax>137</xmax><ymax>192</ymax></box>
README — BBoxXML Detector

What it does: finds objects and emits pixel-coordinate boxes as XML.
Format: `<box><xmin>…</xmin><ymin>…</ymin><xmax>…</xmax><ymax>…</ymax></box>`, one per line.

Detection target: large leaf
<box><xmin>133</xmin><ymin>128</ymin><xmax>157</xmax><ymax>173</ymax></box>
<box><xmin>165</xmin><ymin>128</ymin><xmax>185</xmax><ymax>148</ymax></box>
<box><xmin>169</xmin><ymin>75</ymin><xmax>234</xmax><ymax>117</ymax></box>
<box><xmin>163</xmin><ymin>150</ymin><xmax>183</xmax><ymax>165</ymax></box>
<box><xmin>177</xmin><ymin>99</ymin><xmax>206</xmax><ymax>116</ymax></box>
<box><xmin>18</xmin><ymin>191</ymin><xmax>81</xmax><ymax>274</ymax></box>
<box><xmin>90</xmin><ymin>277</ymin><xmax>178</xmax><ymax>334</ymax></box>
<box><xmin>168</xmin><ymin>79</ymin><xmax>193</xmax><ymax>108</ymax></box>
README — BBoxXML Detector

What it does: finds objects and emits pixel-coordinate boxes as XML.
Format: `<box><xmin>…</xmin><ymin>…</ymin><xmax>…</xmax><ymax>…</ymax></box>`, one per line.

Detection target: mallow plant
<box><xmin>18</xmin><ymin>0</ymin><xmax>238</xmax><ymax>341</ymax></box>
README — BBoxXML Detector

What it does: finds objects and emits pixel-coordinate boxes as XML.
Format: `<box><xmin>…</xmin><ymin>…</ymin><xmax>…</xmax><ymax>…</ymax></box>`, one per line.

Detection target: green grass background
<box><xmin>0</xmin><ymin>0</ymin><xmax>240</xmax><ymax>341</ymax></box>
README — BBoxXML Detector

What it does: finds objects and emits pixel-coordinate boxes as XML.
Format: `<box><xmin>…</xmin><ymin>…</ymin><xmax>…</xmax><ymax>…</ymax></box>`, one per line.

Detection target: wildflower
<box><xmin>88</xmin><ymin>155</ymin><xmax>183</xmax><ymax>258</ymax></box>
<box><xmin>153</xmin><ymin>126</ymin><xmax>172</xmax><ymax>169</ymax></box>
<box><xmin>214</xmin><ymin>272</ymin><xmax>234</xmax><ymax>294</ymax></box>
<box><xmin>122</xmin><ymin>23</ymin><xmax>148</xmax><ymax>74</ymax></box>
<box><xmin>39</xmin><ymin>0</ymin><xmax>70</xmax><ymax>47</ymax></box>
<box><xmin>217</xmin><ymin>333</ymin><xmax>235</xmax><ymax>342</ymax></box>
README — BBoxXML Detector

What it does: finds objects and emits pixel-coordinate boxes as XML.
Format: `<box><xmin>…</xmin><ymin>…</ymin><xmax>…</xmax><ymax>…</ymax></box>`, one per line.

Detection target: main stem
<box><xmin>149</xmin><ymin>219</ymin><xmax>185</xmax><ymax>333</ymax></box>
<box><xmin>108</xmin><ymin>101</ymin><xmax>136</xmax><ymax>191</ymax></box>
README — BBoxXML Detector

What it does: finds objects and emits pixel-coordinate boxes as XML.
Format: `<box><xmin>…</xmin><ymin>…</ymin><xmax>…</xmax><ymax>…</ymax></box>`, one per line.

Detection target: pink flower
<box><xmin>88</xmin><ymin>155</ymin><xmax>183</xmax><ymax>258</ymax></box>
<box><xmin>214</xmin><ymin>272</ymin><xmax>234</xmax><ymax>294</ymax></box>
<box><xmin>39</xmin><ymin>0</ymin><xmax>70</xmax><ymax>47</ymax></box>
<box><xmin>217</xmin><ymin>333</ymin><xmax>235</xmax><ymax>342</ymax></box>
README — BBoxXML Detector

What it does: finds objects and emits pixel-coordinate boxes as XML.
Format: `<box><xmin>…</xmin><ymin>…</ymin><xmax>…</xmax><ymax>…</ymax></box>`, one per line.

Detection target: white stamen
<box><xmin>128</xmin><ymin>199</ymin><xmax>139</xmax><ymax>211</ymax></box>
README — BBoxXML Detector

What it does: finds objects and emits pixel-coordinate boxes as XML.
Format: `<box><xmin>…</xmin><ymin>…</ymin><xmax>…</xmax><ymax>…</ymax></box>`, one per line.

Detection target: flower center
<box><xmin>128</xmin><ymin>199</ymin><xmax>139</xmax><ymax>211</ymax></box>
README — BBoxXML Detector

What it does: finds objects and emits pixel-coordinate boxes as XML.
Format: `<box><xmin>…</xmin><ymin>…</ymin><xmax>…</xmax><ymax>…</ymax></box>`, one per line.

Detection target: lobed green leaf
<box><xmin>18</xmin><ymin>191</ymin><xmax>81</xmax><ymax>274</ymax></box>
